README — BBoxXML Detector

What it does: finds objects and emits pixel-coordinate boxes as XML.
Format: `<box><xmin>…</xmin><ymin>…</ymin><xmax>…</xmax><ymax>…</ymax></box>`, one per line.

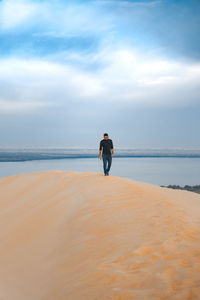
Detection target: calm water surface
<box><xmin>0</xmin><ymin>157</ymin><xmax>199</xmax><ymax>186</ymax></box>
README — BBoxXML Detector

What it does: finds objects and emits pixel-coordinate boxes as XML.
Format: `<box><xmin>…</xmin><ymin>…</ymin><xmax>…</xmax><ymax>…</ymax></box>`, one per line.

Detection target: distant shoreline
<box><xmin>160</xmin><ymin>184</ymin><xmax>200</xmax><ymax>194</ymax></box>
<box><xmin>0</xmin><ymin>148</ymin><xmax>200</xmax><ymax>162</ymax></box>
<box><xmin>0</xmin><ymin>151</ymin><xmax>200</xmax><ymax>162</ymax></box>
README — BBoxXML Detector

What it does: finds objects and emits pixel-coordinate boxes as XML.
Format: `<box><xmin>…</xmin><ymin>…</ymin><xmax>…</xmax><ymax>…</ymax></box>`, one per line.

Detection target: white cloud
<box><xmin>0</xmin><ymin>100</ymin><xmax>48</xmax><ymax>113</ymax></box>
<box><xmin>0</xmin><ymin>0</ymin><xmax>39</xmax><ymax>29</ymax></box>
<box><xmin>96</xmin><ymin>48</ymin><xmax>200</xmax><ymax>106</ymax></box>
<box><xmin>0</xmin><ymin>47</ymin><xmax>200</xmax><ymax>113</ymax></box>
<box><xmin>0</xmin><ymin>0</ymin><xmax>113</xmax><ymax>35</ymax></box>
<box><xmin>0</xmin><ymin>58</ymin><xmax>105</xmax><ymax>112</ymax></box>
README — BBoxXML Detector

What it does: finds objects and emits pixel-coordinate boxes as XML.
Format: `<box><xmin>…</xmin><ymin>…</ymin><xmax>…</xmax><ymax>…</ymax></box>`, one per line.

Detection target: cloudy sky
<box><xmin>0</xmin><ymin>0</ymin><xmax>200</xmax><ymax>148</ymax></box>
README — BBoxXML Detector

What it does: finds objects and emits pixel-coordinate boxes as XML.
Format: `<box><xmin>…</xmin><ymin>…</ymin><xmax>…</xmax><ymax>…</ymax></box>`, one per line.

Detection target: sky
<box><xmin>0</xmin><ymin>0</ymin><xmax>200</xmax><ymax>148</ymax></box>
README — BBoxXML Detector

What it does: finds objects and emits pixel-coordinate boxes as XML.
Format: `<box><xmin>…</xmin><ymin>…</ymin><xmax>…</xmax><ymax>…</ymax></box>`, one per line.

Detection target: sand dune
<box><xmin>0</xmin><ymin>170</ymin><xmax>200</xmax><ymax>300</ymax></box>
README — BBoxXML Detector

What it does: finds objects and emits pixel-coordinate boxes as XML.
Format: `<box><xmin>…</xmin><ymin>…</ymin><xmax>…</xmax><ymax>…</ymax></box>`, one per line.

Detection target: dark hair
<box><xmin>104</xmin><ymin>133</ymin><xmax>108</xmax><ymax>136</ymax></box>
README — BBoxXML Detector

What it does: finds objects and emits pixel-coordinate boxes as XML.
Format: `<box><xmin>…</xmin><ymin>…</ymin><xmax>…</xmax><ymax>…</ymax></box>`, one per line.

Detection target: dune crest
<box><xmin>0</xmin><ymin>170</ymin><xmax>200</xmax><ymax>299</ymax></box>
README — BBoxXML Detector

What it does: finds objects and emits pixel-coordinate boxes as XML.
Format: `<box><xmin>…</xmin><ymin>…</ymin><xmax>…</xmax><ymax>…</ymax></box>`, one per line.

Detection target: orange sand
<box><xmin>0</xmin><ymin>170</ymin><xmax>200</xmax><ymax>299</ymax></box>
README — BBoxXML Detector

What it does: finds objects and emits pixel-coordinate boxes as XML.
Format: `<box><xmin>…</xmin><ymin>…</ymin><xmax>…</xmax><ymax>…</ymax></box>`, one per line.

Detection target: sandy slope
<box><xmin>0</xmin><ymin>170</ymin><xmax>200</xmax><ymax>300</ymax></box>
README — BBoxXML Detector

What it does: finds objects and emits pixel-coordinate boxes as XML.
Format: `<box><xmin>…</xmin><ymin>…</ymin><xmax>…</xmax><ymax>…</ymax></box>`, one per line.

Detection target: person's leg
<box><xmin>107</xmin><ymin>155</ymin><xmax>112</xmax><ymax>174</ymax></box>
<box><xmin>102</xmin><ymin>154</ymin><xmax>108</xmax><ymax>175</ymax></box>
<box><xmin>105</xmin><ymin>155</ymin><xmax>109</xmax><ymax>174</ymax></box>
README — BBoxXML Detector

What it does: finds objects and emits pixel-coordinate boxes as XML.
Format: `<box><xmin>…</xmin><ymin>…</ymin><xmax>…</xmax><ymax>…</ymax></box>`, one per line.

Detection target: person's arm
<box><xmin>111</xmin><ymin>140</ymin><xmax>114</xmax><ymax>157</ymax></box>
<box><xmin>99</xmin><ymin>141</ymin><xmax>102</xmax><ymax>159</ymax></box>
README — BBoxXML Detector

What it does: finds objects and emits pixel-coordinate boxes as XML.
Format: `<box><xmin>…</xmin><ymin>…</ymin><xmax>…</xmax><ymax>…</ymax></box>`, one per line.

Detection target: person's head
<box><xmin>104</xmin><ymin>133</ymin><xmax>109</xmax><ymax>140</ymax></box>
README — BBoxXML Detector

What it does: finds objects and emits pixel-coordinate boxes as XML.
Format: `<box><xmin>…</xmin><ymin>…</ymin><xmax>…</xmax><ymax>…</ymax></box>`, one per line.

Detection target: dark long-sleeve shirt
<box><xmin>99</xmin><ymin>139</ymin><xmax>113</xmax><ymax>155</ymax></box>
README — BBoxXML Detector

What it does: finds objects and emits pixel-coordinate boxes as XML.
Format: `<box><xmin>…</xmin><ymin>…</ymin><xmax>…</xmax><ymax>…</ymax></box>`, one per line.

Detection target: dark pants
<box><xmin>102</xmin><ymin>154</ymin><xmax>112</xmax><ymax>175</ymax></box>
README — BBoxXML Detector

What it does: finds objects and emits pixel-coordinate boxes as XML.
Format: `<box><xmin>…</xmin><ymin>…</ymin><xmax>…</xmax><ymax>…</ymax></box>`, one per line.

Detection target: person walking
<box><xmin>99</xmin><ymin>133</ymin><xmax>114</xmax><ymax>176</ymax></box>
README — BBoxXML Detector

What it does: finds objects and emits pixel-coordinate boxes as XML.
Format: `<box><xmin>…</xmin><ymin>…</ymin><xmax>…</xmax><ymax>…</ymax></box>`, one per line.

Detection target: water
<box><xmin>0</xmin><ymin>157</ymin><xmax>199</xmax><ymax>186</ymax></box>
